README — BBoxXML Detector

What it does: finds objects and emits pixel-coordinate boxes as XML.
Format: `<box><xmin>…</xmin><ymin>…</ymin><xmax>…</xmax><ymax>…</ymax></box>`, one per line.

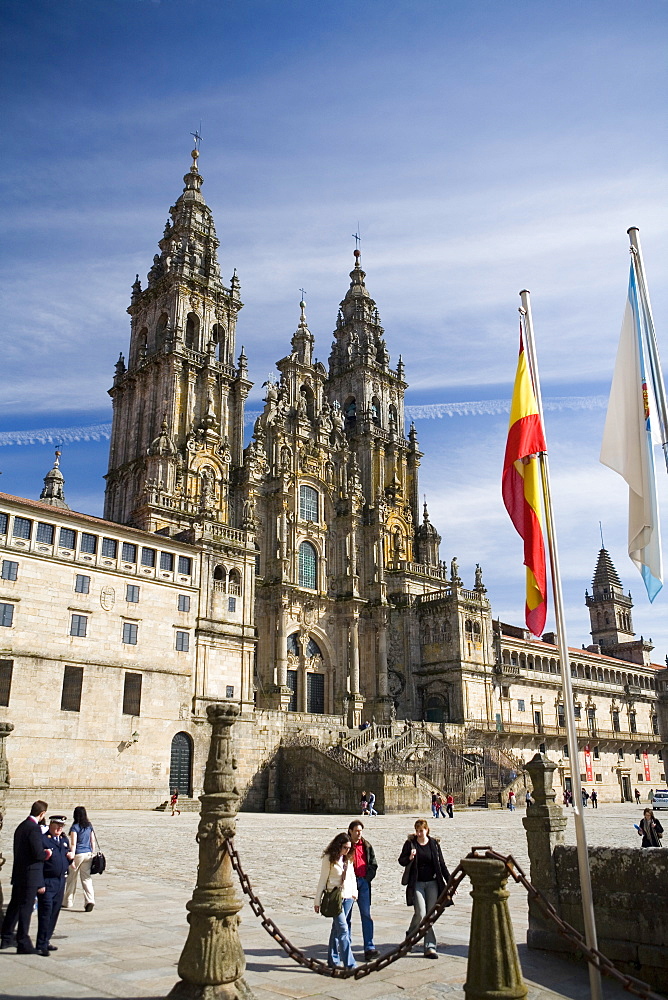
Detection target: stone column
<box><xmin>0</xmin><ymin>722</ymin><xmax>14</xmax><ymax>910</ymax></box>
<box><xmin>271</xmin><ymin>603</ymin><xmax>292</xmax><ymax>710</ymax></box>
<box><xmin>522</xmin><ymin>752</ymin><xmax>569</xmax><ymax>952</ymax></box>
<box><xmin>460</xmin><ymin>856</ymin><xmax>527</xmax><ymax>1000</ymax></box>
<box><xmin>376</xmin><ymin>614</ymin><xmax>392</xmax><ymax>721</ymax></box>
<box><xmin>169</xmin><ymin>702</ymin><xmax>255</xmax><ymax>1000</ymax></box>
<box><xmin>347</xmin><ymin>616</ymin><xmax>364</xmax><ymax>728</ymax></box>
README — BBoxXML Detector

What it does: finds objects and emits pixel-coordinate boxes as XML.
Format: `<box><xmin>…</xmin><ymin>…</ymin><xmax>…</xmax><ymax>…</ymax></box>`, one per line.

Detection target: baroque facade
<box><xmin>0</xmin><ymin>149</ymin><xmax>666</xmax><ymax>809</ymax></box>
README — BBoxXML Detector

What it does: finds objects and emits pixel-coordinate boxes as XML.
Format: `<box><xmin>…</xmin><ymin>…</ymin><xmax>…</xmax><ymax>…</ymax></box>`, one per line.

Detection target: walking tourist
<box><xmin>431</xmin><ymin>792</ymin><xmax>438</xmax><ymax>818</ymax></box>
<box><xmin>637</xmin><ymin>808</ymin><xmax>663</xmax><ymax>848</ymax></box>
<box><xmin>171</xmin><ymin>789</ymin><xmax>181</xmax><ymax>815</ymax></box>
<box><xmin>346</xmin><ymin>821</ymin><xmax>379</xmax><ymax>961</ymax></box>
<box><xmin>360</xmin><ymin>791</ymin><xmax>369</xmax><ymax>815</ymax></box>
<box><xmin>399</xmin><ymin>819</ymin><xmax>450</xmax><ymax>959</ymax></box>
<box><xmin>525</xmin><ymin>790</ymin><xmax>533</xmax><ymax>808</ymax></box>
<box><xmin>590</xmin><ymin>789</ymin><xmax>598</xmax><ymax>808</ymax></box>
<box><xmin>0</xmin><ymin>800</ymin><xmax>49</xmax><ymax>954</ymax></box>
<box><xmin>435</xmin><ymin>793</ymin><xmax>446</xmax><ymax>818</ymax></box>
<box><xmin>367</xmin><ymin>791</ymin><xmax>378</xmax><ymax>816</ymax></box>
<box><xmin>36</xmin><ymin>815</ymin><xmax>71</xmax><ymax>956</ymax></box>
<box><xmin>445</xmin><ymin>793</ymin><xmax>454</xmax><ymax>819</ymax></box>
<box><xmin>63</xmin><ymin>806</ymin><xmax>96</xmax><ymax>912</ymax></box>
<box><xmin>634</xmin><ymin>787</ymin><xmax>641</xmax><ymax>805</ymax></box>
<box><xmin>581</xmin><ymin>788</ymin><xmax>589</xmax><ymax>807</ymax></box>
<box><xmin>314</xmin><ymin>832</ymin><xmax>357</xmax><ymax>969</ymax></box>
<box><xmin>507</xmin><ymin>789</ymin><xmax>516</xmax><ymax>811</ymax></box>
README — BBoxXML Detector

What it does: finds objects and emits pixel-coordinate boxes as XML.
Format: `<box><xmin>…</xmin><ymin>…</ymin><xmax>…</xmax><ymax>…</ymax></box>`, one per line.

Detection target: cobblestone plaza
<box><xmin>0</xmin><ymin>804</ymin><xmax>648</xmax><ymax>1000</ymax></box>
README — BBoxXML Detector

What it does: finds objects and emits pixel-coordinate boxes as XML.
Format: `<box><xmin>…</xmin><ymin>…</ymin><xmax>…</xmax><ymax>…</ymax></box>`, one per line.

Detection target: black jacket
<box><xmin>398</xmin><ymin>834</ymin><xmax>450</xmax><ymax>907</ymax></box>
<box><xmin>639</xmin><ymin>816</ymin><xmax>664</xmax><ymax>847</ymax></box>
<box><xmin>11</xmin><ymin>817</ymin><xmax>46</xmax><ymax>887</ymax></box>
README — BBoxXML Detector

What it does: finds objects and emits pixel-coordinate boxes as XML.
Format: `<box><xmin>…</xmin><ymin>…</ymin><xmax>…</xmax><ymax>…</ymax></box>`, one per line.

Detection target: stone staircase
<box><xmin>155</xmin><ymin>797</ymin><xmax>201</xmax><ymax>812</ymax></box>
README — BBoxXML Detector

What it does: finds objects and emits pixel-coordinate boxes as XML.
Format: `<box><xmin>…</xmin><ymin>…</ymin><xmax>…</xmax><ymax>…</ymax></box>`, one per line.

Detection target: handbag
<box><xmin>320</xmin><ymin>860</ymin><xmax>347</xmax><ymax>917</ymax></box>
<box><xmin>89</xmin><ymin>829</ymin><xmax>106</xmax><ymax>875</ymax></box>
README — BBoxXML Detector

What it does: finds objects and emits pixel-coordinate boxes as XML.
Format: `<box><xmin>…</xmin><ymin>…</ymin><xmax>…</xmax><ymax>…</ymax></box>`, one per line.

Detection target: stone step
<box><xmin>155</xmin><ymin>797</ymin><xmax>201</xmax><ymax>812</ymax></box>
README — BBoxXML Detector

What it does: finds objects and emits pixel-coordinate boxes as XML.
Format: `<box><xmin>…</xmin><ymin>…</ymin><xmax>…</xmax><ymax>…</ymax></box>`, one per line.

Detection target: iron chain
<box><xmin>226</xmin><ymin>838</ymin><xmax>663</xmax><ymax>998</ymax></box>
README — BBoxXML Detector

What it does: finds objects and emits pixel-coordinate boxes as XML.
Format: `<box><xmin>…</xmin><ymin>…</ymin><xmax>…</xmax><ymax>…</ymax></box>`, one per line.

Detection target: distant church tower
<box><xmin>104</xmin><ymin>148</ymin><xmax>251</xmax><ymax>533</ymax></box>
<box><xmin>585</xmin><ymin>548</ymin><xmax>653</xmax><ymax>665</ymax></box>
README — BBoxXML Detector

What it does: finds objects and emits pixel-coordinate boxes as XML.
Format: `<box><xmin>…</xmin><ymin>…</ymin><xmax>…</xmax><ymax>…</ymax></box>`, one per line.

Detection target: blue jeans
<box><xmin>407</xmin><ymin>879</ymin><xmax>439</xmax><ymax>953</ymax></box>
<box><xmin>347</xmin><ymin>876</ymin><xmax>374</xmax><ymax>951</ymax></box>
<box><xmin>329</xmin><ymin>897</ymin><xmax>356</xmax><ymax>968</ymax></box>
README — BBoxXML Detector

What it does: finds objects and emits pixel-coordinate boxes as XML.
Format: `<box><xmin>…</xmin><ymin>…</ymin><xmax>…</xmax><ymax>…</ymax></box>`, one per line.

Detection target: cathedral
<box><xmin>0</xmin><ymin>149</ymin><xmax>666</xmax><ymax>811</ymax></box>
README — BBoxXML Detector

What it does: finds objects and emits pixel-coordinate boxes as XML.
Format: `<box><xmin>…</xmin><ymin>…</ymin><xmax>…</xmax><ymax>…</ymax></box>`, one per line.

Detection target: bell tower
<box><xmin>586</xmin><ymin>548</ymin><xmax>634</xmax><ymax>647</ymax></box>
<box><xmin>104</xmin><ymin>148</ymin><xmax>251</xmax><ymax>533</ymax></box>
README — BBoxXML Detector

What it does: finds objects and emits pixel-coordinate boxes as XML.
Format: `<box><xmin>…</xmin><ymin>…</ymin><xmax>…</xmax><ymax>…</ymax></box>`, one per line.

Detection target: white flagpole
<box><xmin>520</xmin><ymin>290</ymin><xmax>603</xmax><ymax>1000</ymax></box>
<box><xmin>627</xmin><ymin>227</ymin><xmax>668</xmax><ymax>473</ymax></box>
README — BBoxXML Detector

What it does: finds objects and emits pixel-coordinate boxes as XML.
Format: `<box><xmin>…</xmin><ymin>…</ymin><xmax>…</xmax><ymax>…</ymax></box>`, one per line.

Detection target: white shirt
<box><xmin>315</xmin><ymin>855</ymin><xmax>358</xmax><ymax>903</ymax></box>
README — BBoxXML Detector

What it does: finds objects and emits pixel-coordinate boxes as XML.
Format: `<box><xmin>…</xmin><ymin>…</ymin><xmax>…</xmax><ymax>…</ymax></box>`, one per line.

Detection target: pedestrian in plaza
<box><xmin>562</xmin><ymin>789</ymin><xmax>571</xmax><ymax>807</ymax></box>
<box><xmin>590</xmin><ymin>789</ymin><xmax>598</xmax><ymax>809</ymax></box>
<box><xmin>634</xmin><ymin>788</ymin><xmax>641</xmax><ymax>805</ymax></box>
<box><xmin>435</xmin><ymin>793</ymin><xmax>446</xmax><ymax>818</ymax></box>
<box><xmin>63</xmin><ymin>806</ymin><xmax>96</xmax><ymax>912</ymax></box>
<box><xmin>430</xmin><ymin>792</ymin><xmax>439</xmax><ymax>818</ymax></box>
<box><xmin>581</xmin><ymin>788</ymin><xmax>589</xmax><ymax>808</ymax></box>
<box><xmin>346</xmin><ymin>821</ymin><xmax>379</xmax><ymax>961</ymax></box>
<box><xmin>445</xmin><ymin>793</ymin><xmax>454</xmax><ymax>819</ymax></box>
<box><xmin>525</xmin><ymin>790</ymin><xmax>533</xmax><ymax>809</ymax></box>
<box><xmin>637</xmin><ymin>808</ymin><xmax>663</xmax><ymax>848</ymax></box>
<box><xmin>399</xmin><ymin>819</ymin><xmax>450</xmax><ymax>959</ymax></box>
<box><xmin>0</xmin><ymin>800</ymin><xmax>49</xmax><ymax>954</ymax></box>
<box><xmin>170</xmin><ymin>789</ymin><xmax>181</xmax><ymax>816</ymax></box>
<box><xmin>36</xmin><ymin>815</ymin><xmax>71</xmax><ymax>957</ymax></box>
<box><xmin>507</xmin><ymin>789</ymin><xmax>516</xmax><ymax>811</ymax></box>
<box><xmin>366</xmin><ymin>791</ymin><xmax>378</xmax><ymax>816</ymax></box>
<box><xmin>360</xmin><ymin>790</ymin><xmax>369</xmax><ymax>815</ymax></box>
<box><xmin>314</xmin><ymin>832</ymin><xmax>357</xmax><ymax>970</ymax></box>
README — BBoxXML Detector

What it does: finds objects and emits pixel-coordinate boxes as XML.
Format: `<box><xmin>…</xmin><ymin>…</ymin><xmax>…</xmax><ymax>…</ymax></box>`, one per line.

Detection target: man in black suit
<box><xmin>0</xmin><ymin>800</ymin><xmax>49</xmax><ymax>953</ymax></box>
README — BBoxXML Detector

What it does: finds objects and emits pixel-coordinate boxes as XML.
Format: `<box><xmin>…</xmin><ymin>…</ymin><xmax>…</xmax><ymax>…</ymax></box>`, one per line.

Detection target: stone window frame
<box><xmin>59</xmin><ymin>527</ymin><xmax>76</xmax><ymax>550</ymax></box>
<box><xmin>0</xmin><ymin>603</ymin><xmax>14</xmax><ymax>628</ymax></box>
<box><xmin>175</xmin><ymin>630</ymin><xmax>190</xmax><ymax>652</ymax></box>
<box><xmin>298</xmin><ymin>540</ymin><xmax>318</xmax><ymax>591</ymax></box>
<box><xmin>61</xmin><ymin>665</ymin><xmax>84</xmax><ymax>712</ymax></box>
<box><xmin>0</xmin><ymin>659</ymin><xmax>13</xmax><ymax>706</ymax></box>
<box><xmin>101</xmin><ymin>537</ymin><xmax>117</xmax><ymax>558</ymax></box>
<box><xmin>12</xmin><ymin>516</ymin><xmax>32</xmax><ymax>540</ymax></box>
<box><xmin>70</xmin><ymin>613</ymin><xmax>88</xmax><ymax>638</ymax></box>
<box><xmin>126</xmin><ymin>584</ymin><xmax>140</xmax><ymax>603</ymax></box>
<box><xmin>160</xmin><ymin>551</ymin><xmax>174</xmax><ymax>571</ymax></box>
<box><xmin>122</xmin><ymin>621</ymin><xmax>139</xmax><ymax>645</ymax></box>
<box><xmin>141</xmin><ymin>546</ymin><xmax>156</xmax><ymax>568</ymax></box>
<box><xmin>1</xmin><ymin>560</ymin><xmax>18</xmax><ymax>582</ymax></box>
<box><xmin>122</xmin><ymin>672</ymin><xmax>142</xmax><ymax>716</ymax></box>
<box><xmin>122</xmin><ymin>542</ymin><xmax>137</xmax><ymax>563</ymax></box>
<box><xmin>178</xmin><ymin>555</ymin><xmax>192</xmax><ymax>576</ymax></box>
<box><xmin>0</xmin><ymin>513</ymin><xmax>7</xmax><ymax>535</ymax></box>
<box><xmin>299</xmin><ymin>484</ymin><xmax>319</xmax><ymax>523</ymax></box>
<box><xmin>36</xmin><ymin>522</ymin><xmax>55</xmax><ymax>544</ymax></box>
<box><xmin>80</xmin><ymin>532</ymin><xmax>97</xmax><ymax>555</ymax></box>
<box><xmin>74</xmin><ymin>574</ymin><xmax>90</xmax><ymax>595</ymax></box>
<box><xmin>178</xmin><ymin>594</ymin><xmax>190</xmax><ymax>613</ymax></box>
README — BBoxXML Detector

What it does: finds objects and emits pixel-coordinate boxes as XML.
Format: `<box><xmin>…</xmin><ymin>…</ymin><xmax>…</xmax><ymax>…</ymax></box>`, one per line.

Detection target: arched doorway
<box><xmin>170</xmin><ymin>732</ymin><xmax>193</xmax><ymax>797</ymax></box>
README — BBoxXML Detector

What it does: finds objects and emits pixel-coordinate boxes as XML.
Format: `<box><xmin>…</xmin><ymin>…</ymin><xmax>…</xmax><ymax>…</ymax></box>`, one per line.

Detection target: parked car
<box><xmin>651</xmin><ymin>789</ymin><xmax>668</xmax><ymax>810</ymax></box>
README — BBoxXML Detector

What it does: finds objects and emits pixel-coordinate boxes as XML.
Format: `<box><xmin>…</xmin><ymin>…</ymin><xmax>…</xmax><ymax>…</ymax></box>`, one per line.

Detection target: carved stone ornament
<box><xmin>100</xmin><ymin>586</ymin><xmax>116</xmax><ymax>611</ymax></box>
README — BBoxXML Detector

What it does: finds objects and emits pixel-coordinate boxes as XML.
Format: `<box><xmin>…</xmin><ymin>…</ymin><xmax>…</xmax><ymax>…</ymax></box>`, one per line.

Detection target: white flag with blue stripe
<box><xmin>600</xmin><ymin>262</ymin><xmax>663</xmax><ymax>601</ymax></box>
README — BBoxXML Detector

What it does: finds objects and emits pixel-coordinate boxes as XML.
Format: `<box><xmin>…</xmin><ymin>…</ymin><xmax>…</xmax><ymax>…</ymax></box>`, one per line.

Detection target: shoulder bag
<box><xmin>90</xmin><ymin>829</ymin><xmax>107</xmax><ymax>875</ymax></box>
<box><xmin>320</xmin><ymin>860</ymin><xmax>347</xmax><ymax>917</ymax></box>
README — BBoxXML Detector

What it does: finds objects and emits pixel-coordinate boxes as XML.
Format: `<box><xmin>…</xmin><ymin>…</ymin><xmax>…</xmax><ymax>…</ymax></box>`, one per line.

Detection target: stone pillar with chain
<box><xmin>169</xmin><ymin>702</ymin><xmax>255</xmax><ymax>1000</ymax></box>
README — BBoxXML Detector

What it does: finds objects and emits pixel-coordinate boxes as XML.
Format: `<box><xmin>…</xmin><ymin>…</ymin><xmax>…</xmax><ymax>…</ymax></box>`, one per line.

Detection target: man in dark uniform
<box><xmin>0</xmin><ymin>799</ymin><xmax>49</xmax><ymax>953</ymax></box>
<box><xmin>36</xmin><ymin>815</ymin><xmax>72</xmax><ymax>956</ymax></box>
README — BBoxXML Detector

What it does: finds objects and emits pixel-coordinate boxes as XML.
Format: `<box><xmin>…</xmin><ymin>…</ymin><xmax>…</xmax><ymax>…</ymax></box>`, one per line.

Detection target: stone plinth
<box><xmin>461</xmin><ymin>855</ymin><xmax>527</xmax><ymax>1000</ymax></box>
<box><xmin>522</xmin><ymin>753</ymin><xmax>568</xmax><ymax>953</ymax></box>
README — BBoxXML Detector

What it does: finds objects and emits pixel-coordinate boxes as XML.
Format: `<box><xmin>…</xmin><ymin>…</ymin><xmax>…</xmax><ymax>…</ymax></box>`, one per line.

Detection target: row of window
<box><xmin>502</xmin><ymin>647</ymin><xmax>656</xmax><ymax>690</ymax></box>
<box><xmin>0</xmin><ymin>659</ymin><xmax>144</xmax><ymax>714</ymax></box>
<box><xmin>0</xmin><ymin>513</ymin><xmax>192</xmax><ymax>575</ymax></box>
<box><xmin>514</xmin><ymin>698</ymin><xmax>658</xmax><ymax>735</ymax></box>
<box><xmin>0</xmin><ymin>601</ymin><xmax>190</xmax><ymax>649</ymax></box>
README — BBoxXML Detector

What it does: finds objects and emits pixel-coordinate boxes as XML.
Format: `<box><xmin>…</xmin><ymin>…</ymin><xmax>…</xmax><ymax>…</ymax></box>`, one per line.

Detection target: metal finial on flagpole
<box><xmin>519</xmin><ymin>290</ymin><xmax>603</xmax><ymax>1000</ymax></box>
<box><xmin>599</xmin><ymin>522</ymin><xmax>604</xmax><ymax>549</ymax></box>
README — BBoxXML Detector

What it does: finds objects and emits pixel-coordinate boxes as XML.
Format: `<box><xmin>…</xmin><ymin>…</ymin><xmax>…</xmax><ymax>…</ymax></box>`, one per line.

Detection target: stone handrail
<box><xmin>343</xmin><ymin>723</ymin><xmax>394</xmax><ymax>752</ymax></box>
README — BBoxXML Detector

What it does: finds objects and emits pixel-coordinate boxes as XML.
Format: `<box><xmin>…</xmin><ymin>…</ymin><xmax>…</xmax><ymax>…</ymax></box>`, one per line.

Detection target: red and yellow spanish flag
<box><xmin>502</xmin><ymin>328</ymin><xmax>548</xmax><ymax>636</ymax></box>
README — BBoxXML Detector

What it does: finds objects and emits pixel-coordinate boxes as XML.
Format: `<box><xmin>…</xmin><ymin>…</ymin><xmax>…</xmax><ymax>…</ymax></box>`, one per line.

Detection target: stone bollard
<box><xmin>169</xmin><ymin>702</ymin><xmax>255</xmax><ymax>1000</ymax></box>
<box><xmin>522</xmin><ymin>753</ymin><xmax>568</xmax><ymax>953</ymax></box>
<box><xmin>460</xmin><ymin>856</ymin><xmax>527</xmax><ymax>1000</ymax></box>
<box><xmin>0</xmin><ymin>722</ymin><xmax>14</xmax><ymax>910</ymax></box>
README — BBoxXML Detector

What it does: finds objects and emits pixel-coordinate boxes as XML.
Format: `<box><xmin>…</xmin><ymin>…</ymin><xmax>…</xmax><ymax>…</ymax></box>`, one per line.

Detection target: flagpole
<box><xmin>519</xmin><ymin>290</ymin><xmax>603</xmax><ymax>1000</ymax></box>
<box><xmin>627</xmin><ymin>227</ymin><xmax>668</xmax><ymax>472</ymax></box>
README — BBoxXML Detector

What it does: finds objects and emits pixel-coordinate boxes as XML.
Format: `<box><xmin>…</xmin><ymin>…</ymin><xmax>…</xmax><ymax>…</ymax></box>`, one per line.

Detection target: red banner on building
<box><xmin>584</xmin><ymin>745</ymin><xmax>593</xmax><ymax>783</ymax></box>
<box><xmin>643</xmin><ymin>752</ymin><xmax>651</xmax><ymax>781</ymax></box>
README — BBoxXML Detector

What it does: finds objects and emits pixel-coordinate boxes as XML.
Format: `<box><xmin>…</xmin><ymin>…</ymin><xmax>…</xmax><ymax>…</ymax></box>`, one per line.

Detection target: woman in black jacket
<box><xmin>398</xmin><ymin>819</ymin><xmax>450</xmax><ymax>959</ymax></box>
<box><xmin>638</xmin><ymin>808</ymin><xmax>664</xmax><ymax>847</ymax></box>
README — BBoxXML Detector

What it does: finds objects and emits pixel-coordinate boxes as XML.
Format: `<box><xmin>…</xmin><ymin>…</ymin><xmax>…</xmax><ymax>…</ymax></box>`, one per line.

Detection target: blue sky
<box><xmin>1</xmin><ymin>0</ymin><xmax>667</xmax><ymax>655</ymax></box>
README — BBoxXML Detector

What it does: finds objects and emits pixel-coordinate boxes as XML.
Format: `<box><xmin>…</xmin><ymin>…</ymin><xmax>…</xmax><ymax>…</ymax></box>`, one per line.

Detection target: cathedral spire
<box><xmin>291</xmin><ymin>295</ymin><xmax>314</xmax><ymax>365</ymax></box>
<box><xmin>40</xmin><ymin>450</ymin><xmax>70</xmax><ymax>510</ymax></box>
<box><xmin>586</xmin><ymin>547</ymin><xmax>634</xmax><ymax>647</ymax></box>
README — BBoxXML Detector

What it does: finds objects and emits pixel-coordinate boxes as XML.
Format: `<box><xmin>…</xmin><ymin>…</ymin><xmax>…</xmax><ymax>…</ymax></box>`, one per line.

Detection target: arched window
<box><xmin>137</xmin><ymin>327</ymin><xmax>148</xmax><ymax>360</ymax></box>
<box><xmin>228</xmin><ymin>569</ymin><xmax>242</xmax><ymax>595</ymax></box>
<box><xmin>287</xmin><ymin>632</ymin><xmax>300</xmax><ymax>655</ymax></box>
<box><xmin>156</xmin><ymin>313</ymin><xmax>169</xmax><ymax>347</ymax></box>
<box><xmin>213</xmin><ymin>565</ymin><xmax>226</xmax><ymax>583</ymax></box>
<box><xmin>371</xmin><ymin>397</ymin><xmax>381</xmax><ymax>427</ymax></box>
<box><xmin>298</xmin><ymin>541</ymin><xmax>317</xmax><ymax>590</ymax></box>
<box><xmin>389</xmin><ymin>403</ymin><xmax>398</xmax><ymax>430</ymax></box>
<box><xmin>185</xmin><ymin>313</ymin><xmax>199</xmax><ymax>351</ymax></box>
<box><xmin>306</xmin><ymin>636</ymin><xmax>322</xmax><ymax>658</ymax></box>
<box><xmin>425</xmin><ymin>695</ymin><xmax>447</xmax><ymax>724</ymax></box>
<box><xmin>212</xmin><ymin>323</ymin><xmax>226</xmax><ymax>364</ymax></box>
<box><xmin>344</xmin><ymin>397</ymin><xmax>356</xmax><ymax>431</ymax></box>
<box><xmin>299</xmin><ymin>485</ymin><xmax>319</xmax><ymax>522</ymax></box>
